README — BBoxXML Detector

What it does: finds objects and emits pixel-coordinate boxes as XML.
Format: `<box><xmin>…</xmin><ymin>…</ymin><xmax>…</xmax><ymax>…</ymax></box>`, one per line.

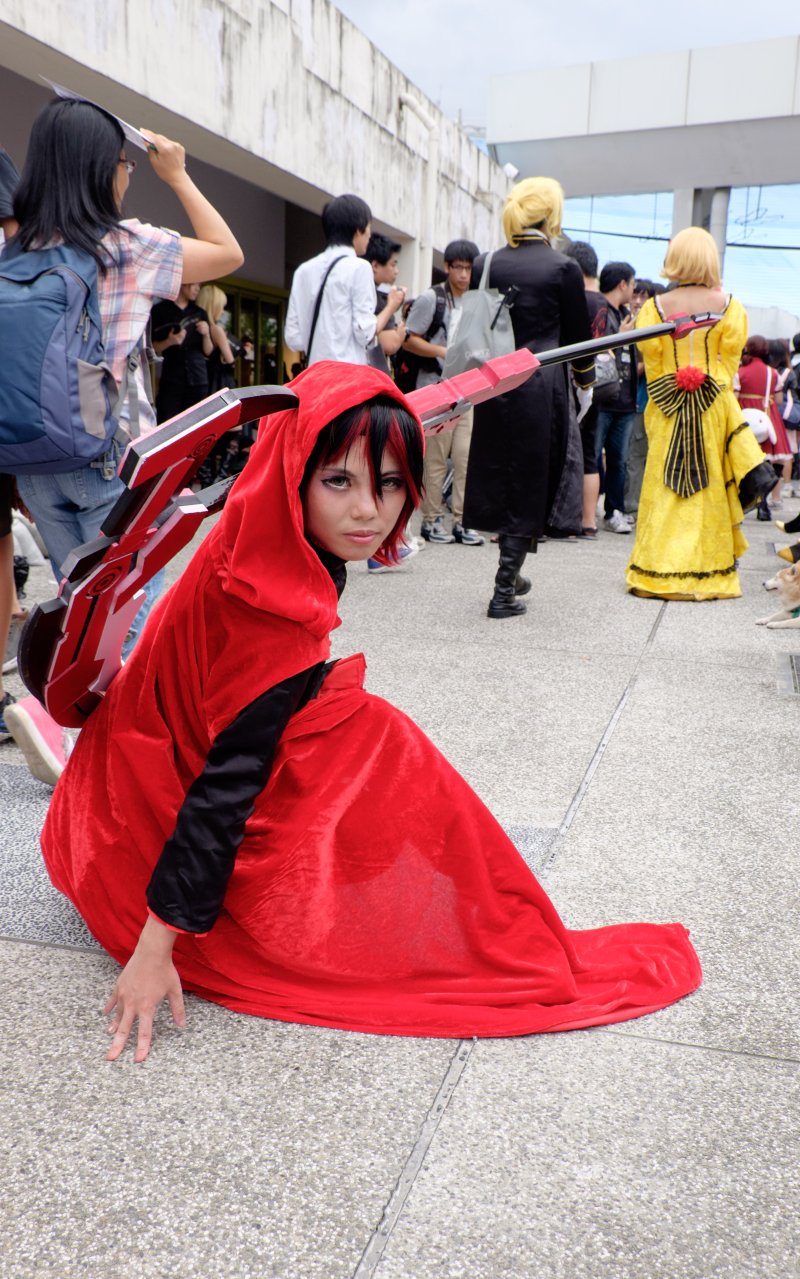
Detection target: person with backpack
<box><xmin>402</xmin><ymin>239</ymin><xmax>485</xmax><ymax>546</ymax></box>
<box><xmin>0</xmin><ymin>93</ymin><xmax>243</xmax><ymax>783</ymax></box>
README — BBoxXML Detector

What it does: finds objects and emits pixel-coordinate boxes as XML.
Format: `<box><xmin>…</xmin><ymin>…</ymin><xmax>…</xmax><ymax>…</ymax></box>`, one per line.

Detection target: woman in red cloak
<box><xmin>42</xmin><ymin>361</ymin><xmax>701</xmax><ymax>1062</ymax></box>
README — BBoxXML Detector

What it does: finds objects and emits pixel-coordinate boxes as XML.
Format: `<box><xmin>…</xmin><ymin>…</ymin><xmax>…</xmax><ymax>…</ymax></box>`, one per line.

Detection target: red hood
<box><xmin>211</xmin><ymin>361</ymin><xmax>422</xmax><ymax>636</ymax></box>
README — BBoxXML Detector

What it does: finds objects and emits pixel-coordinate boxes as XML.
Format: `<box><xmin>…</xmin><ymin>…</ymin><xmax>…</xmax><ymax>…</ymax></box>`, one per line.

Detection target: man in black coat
<box><xmin>463</xmin><ymin>185</ymin><xmax>594</xmax><ymax>618</ymax></box>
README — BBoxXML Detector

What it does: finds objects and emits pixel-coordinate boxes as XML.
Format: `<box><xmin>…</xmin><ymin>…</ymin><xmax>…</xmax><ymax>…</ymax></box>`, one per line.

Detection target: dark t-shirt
<box><xmin>152</xmin><ymin>299</ymin><xmax>211</xmax><ymax>389</ymax></box>
<box><xmin>593</xmin><ymin>297</ymin><xmax>637</xmax><ymax>413</ymax></box>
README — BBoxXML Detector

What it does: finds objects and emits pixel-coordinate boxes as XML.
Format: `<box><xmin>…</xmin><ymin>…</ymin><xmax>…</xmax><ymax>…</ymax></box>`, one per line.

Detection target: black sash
<box><xmin>649</xmin><ymin>372</ymin><xmax>722</xmax><ymax>498</ymax></box>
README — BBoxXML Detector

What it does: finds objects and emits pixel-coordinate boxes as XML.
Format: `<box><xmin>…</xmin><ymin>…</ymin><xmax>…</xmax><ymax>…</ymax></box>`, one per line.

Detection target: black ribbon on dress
<box><xmin>648</xmin><ymin>372</ymin><xmax>721</xmax><ymax>498</ymax></box>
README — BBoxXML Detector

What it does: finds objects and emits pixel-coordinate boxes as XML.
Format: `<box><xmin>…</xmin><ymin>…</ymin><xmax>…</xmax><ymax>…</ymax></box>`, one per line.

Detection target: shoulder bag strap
<box><xmin>306</xmin><ymin>254</ymin><xmax>347</xmax><ymax>361</ymax></box>
<box><xmin>478</xmin><ymin>250</ymin><xmax>494</xmax><ymax>291</ymax></box>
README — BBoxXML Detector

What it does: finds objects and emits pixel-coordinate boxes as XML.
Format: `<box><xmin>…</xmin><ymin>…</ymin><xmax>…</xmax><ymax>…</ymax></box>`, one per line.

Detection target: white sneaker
<box><xmin>4</xmin><ymin>695</ymin><xmax>72</xmax><ymax>787</ymax></box>
<box><xmin>367</xmin><ymin>542</ymin><xmax>420</xmax><ymax>573</ymax></box>
<box><xmin>604</xmin><ymin>510</ymin><xmax>632</xmax><ymax>534</ymax></box>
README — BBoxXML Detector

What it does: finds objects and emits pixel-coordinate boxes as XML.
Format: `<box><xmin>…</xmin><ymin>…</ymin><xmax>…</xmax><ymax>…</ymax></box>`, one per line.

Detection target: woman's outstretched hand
<box><xmin>104</xmin><ymin>916</ymin><xmax>186</xmax><ymax>1063</ymax></box>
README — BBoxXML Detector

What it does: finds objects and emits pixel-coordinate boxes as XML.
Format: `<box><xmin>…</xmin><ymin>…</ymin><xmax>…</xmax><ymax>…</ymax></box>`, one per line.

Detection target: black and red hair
<box><xmin>301</xmin><ymin>394</ymin><xmax>424</xmax><ymax>564</ymax></box>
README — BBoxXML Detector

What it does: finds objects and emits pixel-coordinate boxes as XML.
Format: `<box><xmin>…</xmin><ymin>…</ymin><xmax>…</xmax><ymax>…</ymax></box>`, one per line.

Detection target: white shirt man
<box><xmin>284</xmin><ymin>193</ymin><xmax>404</xmax><ymax>366</ymax></box>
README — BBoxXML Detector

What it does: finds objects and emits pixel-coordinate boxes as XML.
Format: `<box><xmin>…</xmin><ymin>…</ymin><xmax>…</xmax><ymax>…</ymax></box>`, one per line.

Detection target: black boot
<box><xmin>488</xmin><ymin>535</ymin><xmax>531</xmax><ymax>618</ymax></box>
<box><xmin>776</xmin><ymin>511</ymin><xmax>800</xmax><ymax>535</ymax></box>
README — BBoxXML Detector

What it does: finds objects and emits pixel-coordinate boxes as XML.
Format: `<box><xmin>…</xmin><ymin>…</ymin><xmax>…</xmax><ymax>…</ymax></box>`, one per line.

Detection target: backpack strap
<box><xmin>424</xmin><ymin>283</ymin><xmax>449</xmax><ymax>342</ymax></box>
<box><xmin>478</xmin><ymin>251</ymin><xmax>494</xmax><ymax>290</ymax></box>
<box><xmin>305</xmin><ymin>254</ymin><xmax>347</xmax><ymax>364</ymax></box>
<box><xmin>112</xmin><ymin>347</ymin><xmax>143</xmax><ymax>442</ymax></box>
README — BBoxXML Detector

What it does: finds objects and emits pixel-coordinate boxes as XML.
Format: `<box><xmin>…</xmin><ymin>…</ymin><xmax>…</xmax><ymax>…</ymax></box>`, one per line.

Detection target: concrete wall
<box><xmin>0</xmin><ymin>68</ymin><xmax>287</xmax><ymax>289</ymax></box>
<box><xmin>0</xmin><ymin>0</ymin><xmax>509</xmax><ymax>288</ymax></box>
<box><xmin>488</xmin><ymin>37</ymin><xmax>800</xmax><ymax>197</ymax></box>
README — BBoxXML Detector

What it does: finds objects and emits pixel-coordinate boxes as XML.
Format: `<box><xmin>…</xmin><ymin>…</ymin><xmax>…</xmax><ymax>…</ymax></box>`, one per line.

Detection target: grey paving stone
<box><xmin>340</xmin><ymin>645</ymin><xmax>637</xmax><ymax>828</ymax></box>
<box><xmin>0</xmin><ymin>940</ymin><xmax>456</xmax><ymax>1279</ymax></box>
<box><xmin>544</xmin><ymin>660</ymin><xmax>800</xmax><ymax>1059</ymax></box>
<box><xmin>0</xmin><ymin>766</ymin><xmax>98</xmax><ymax>950</ymax></box>
<box><xmin>375</xmin><ymin>1033</ymin><xmax>800</xmax><ymax>1279</ymax></box>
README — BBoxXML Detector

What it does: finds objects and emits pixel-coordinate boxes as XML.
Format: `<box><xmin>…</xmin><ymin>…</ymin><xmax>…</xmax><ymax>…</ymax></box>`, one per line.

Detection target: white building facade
<box><xmin>1</xmin><ymin>0</ymin><xmax>509</xmax><ymax>374</ymax></box>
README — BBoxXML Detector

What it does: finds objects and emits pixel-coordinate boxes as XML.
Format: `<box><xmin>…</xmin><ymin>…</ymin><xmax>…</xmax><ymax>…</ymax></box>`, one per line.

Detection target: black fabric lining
<box><xmin>629</xmin><ymin>561</ymin><xmax>737</xmax><ymax>580</ymax></box>
<box><xmin>726</xmin><ymin>422</ymin><xmax>749</xmax><ymax>450</ymax></box>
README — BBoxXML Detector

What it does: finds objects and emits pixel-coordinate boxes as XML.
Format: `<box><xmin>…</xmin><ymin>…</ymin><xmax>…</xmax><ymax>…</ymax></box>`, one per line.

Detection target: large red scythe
<box><xmin>17</xmin><ymin>314</ymin><xmax>719</xmax><ymax>726</ymax></box>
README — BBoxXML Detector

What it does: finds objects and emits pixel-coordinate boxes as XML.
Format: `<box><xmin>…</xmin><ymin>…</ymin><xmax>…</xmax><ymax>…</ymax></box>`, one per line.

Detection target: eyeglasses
<box><xmin>118</xmin><ymin>158</ymin><xmax>136</xmax><ymax>175</ymax></box>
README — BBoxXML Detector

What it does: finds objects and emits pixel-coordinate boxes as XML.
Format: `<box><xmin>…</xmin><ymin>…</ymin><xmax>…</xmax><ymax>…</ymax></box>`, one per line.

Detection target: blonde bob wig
<box><xmin>196</xmin><ymin>283</ymin><xmax>228</xmax><ymax>324</ymax></box>
<box><xmin>502</xmin><ymin>176</ymin><xmax>564</xmax><ymax>246</ymax></box>
<box><xmin>661</xmin><ymin>227</ymin><xmax>721</xmax><ymax>289</ymax></box>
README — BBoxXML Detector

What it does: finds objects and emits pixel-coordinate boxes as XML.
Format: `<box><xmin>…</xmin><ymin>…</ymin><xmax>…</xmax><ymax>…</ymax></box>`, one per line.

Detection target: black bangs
<box><xmin>301</xmin><ymin>396</ymin><xmax>423</xmax><ymax>502</ymax></box>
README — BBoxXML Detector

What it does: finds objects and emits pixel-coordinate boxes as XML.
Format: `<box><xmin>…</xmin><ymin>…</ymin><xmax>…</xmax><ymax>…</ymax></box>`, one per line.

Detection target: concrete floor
<box><xmin>1</xmin><ymin>496</ymin><xmax>798</xmax><ymax>1279</ymax></box>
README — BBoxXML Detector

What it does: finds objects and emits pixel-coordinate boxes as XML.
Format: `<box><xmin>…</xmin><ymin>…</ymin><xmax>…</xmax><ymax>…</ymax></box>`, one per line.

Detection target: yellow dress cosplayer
<box><xmin>627</xmin><ymin>296</ymin><xmax>767</xmax><ymax>600</ymax></box>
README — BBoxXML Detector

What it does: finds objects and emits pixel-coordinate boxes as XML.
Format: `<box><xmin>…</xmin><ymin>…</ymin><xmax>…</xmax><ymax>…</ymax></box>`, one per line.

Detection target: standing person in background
<box><xmin>624</xmin><ymin>279</ymin><xmax>664</xmax><ymax>518</ymax></box>
<box><xmin>594</xmin><ymin>262</ymin><xmax>638</xmax><ymax>535</ymax></box>
<box><xmin>196</xmin><ymin>284</ymin><xmax>237</xmax><ymax>392</ymax></box>
<box><xmin>2</xmin><ymin>94</ymin><xmax>243</xmax><ymax>784</ymax></box>
<box><xmin>564</xmin><ymin>239</ymin><xmax>603</xmax><ymax>539</ymax></box>
<box><xmin>464</xmin><ymin>179</ymin><xmax>593</xmax><ymax>618</ymax></box>
<box><xmin>765</xmin><ymin>338</ymin><xmax>796</xmax><ymax>507</ymax></box>
<box><xmin>364</xmin><ymin>233</ymin><xmax>407</xmax><ymax>374</ymax></box>
<box><xmin>152</xmin><ymin>281</ymin><xmax>213</xmax><ymax>421</ymax></box>
<box><xmin>404</xmin><ymin>239</ymin><xmax>484</xmax><ymax>548</ymax></box>
<box><xmin>627</xmin><ymin>228</ymin><xmax>775</xmax><ymax>600</ymax></box>
<box><xmin>284</xmin><ymin>194</ymin><xmax>405</xmax><ymax>367</ymax></box>
<box><xmin>194</xmin><ymin>283</ymin><xmax>240</xmax><ymax>487</ymax></box>
<box><xmin>736</xmin><ymin>336</ymin><xmax>790</xmax><ymax>521</ymax></box>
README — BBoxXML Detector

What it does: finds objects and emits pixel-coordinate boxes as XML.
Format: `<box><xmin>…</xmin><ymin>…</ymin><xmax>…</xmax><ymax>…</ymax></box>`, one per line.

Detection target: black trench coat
<box><xmin>463</xmin><ymin>240</ymin><xmax>593</xmax><ymax>540</ymax></box>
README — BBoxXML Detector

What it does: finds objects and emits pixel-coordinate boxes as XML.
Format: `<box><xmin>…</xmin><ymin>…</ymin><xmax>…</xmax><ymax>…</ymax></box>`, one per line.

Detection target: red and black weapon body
<box><xmin>18</xmin><ymin>314</ymin><xmax>719</xmax><ymax>726</ymax></box>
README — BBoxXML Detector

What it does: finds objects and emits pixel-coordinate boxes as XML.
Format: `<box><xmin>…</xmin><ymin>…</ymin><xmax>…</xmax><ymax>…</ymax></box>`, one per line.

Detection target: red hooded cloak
<box><xmin>42</xmin><ymin>361</ymin><xmax>701</xmax><ymax>1037</ymax></box>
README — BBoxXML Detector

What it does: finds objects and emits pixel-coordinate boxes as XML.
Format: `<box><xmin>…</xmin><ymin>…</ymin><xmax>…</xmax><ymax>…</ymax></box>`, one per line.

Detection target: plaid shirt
<box><xmin>99</xmin><ymin>219</ymin><xmax>183</xmax><ymax>429</ymax></box>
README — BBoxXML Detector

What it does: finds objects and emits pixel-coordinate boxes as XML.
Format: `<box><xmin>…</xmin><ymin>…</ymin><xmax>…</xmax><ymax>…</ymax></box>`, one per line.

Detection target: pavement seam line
<box><xmin>351</xmin><ymin>1038</ymin><xmax>475</xmax><ymax>1278</ymax></box>
<box><xmin>541</xmin><ymin>600</ymin><xmax>668</xmax><ymax>873</ymax></box>
<box><xmin>597</xmin><ymin>1025</ymin><xmax>800</xmax><ymax>1066</ymax></box>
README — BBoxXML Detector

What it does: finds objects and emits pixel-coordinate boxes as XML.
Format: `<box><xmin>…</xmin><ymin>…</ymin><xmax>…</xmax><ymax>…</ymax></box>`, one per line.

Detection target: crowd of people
<box><xmin>3</xmin><ymin>88</ymin><xmax>796</xmax><ymax>1063</ymax></box>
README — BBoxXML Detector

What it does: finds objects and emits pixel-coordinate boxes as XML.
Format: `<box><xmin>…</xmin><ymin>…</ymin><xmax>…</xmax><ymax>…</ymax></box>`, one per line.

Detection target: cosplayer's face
<box><xmin>303</xmin><ymin>438</ymin><xmax>407</xmax><ymax>561</ymax></box>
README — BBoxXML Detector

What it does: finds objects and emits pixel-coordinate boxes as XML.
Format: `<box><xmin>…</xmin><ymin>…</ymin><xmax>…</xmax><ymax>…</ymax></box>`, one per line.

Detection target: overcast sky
<box><xmin>332</xmin><ymin>1</ymin><xmax>800</xmax><ymax>128</ymax></box>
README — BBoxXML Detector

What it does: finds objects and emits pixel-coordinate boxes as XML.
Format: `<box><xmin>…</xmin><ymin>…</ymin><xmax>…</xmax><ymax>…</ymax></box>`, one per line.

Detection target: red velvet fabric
<box><xmin>42</xmin><ymin>361</ymin><xmax>701</xmax><ymax>1038</ymax></box>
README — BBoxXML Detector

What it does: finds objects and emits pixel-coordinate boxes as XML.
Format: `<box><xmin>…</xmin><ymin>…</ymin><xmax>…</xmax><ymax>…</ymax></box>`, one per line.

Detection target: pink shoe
<box><xmin>4</xmin><ymin>695</ymin><xmax>71</xmax><ymax>787</ymax></box>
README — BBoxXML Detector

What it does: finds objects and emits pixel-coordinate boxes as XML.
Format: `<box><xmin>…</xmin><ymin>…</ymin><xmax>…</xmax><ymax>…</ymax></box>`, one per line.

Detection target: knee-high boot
<box><xmin>487</xmin><ymin>535</ymin><xmax>533</xmax><ymax>619</ymax></box>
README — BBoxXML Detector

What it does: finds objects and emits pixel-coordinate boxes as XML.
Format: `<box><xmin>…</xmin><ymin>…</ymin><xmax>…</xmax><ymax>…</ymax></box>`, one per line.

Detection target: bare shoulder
<box><xmin>658</xmin><ymin>285</ymin><xmax>728</xmax><ymax>317</ymax></box>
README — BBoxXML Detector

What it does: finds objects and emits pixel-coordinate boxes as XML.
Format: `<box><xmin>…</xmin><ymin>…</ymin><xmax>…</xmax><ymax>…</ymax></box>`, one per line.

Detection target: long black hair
<box><xmin>13</xmin><ymin>98</ymin><xmax>125</xmax><ymax>268</ymax></box>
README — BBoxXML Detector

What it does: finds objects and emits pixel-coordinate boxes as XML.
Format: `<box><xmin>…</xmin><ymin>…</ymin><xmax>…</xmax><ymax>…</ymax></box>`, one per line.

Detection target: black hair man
<box><xmin>285</xmin><ymin>194</ymin><xmax>405</xmax><ymax>366</ymax></box>
<box><xmin>595</xmin><ymin>261</ymin><xmax>637</xmax><ymax>535</ymax></box>
<box><xmin>403</xmin><ymin>239</ymin><xmax>485</xmax><ymax>546</ymax></box>
<box><xmin>364</xmin><ymin>233</ymin><xmax>407</xmax><ymax>374</ymax></box>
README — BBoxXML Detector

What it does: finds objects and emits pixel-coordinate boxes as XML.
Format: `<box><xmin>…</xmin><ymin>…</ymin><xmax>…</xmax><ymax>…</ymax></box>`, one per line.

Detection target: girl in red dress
<box><xmin>737</xmin><ymin>336</ymin><xmax>792</xmax><ymax>518</ymax></box>
<box><xmin>42</xmin><ymin>362</ymin><xmax>701</xmax><ymax>1062</ymax></box>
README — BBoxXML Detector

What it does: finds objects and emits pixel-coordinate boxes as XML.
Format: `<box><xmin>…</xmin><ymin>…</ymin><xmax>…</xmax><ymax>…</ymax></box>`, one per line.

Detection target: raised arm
<box><xmin>139</xmin><ymin>129</ymin><xmax>244</xmax><ymax>283</ymax></box>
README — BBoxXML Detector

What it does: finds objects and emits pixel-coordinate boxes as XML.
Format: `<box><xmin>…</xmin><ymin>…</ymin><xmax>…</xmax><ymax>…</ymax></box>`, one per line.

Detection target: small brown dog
<box><xmin>757</xmin><ymin>563</ymin><xmax>800</xmax><ymax>629</ymax></box>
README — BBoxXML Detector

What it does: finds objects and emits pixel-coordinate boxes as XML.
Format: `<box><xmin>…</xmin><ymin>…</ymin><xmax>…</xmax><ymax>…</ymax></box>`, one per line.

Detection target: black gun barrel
<box><xmin>535</xmin><ymin>315</ymin><xmax>721</xmax><ymax>369</ymax></box>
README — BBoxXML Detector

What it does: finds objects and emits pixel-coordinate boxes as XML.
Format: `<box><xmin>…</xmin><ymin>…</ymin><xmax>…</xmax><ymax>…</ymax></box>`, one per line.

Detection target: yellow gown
<box><xmin>627</xmin><ymin>296</ymin><xmax>766</xmax><ymax>600</ymax></box>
